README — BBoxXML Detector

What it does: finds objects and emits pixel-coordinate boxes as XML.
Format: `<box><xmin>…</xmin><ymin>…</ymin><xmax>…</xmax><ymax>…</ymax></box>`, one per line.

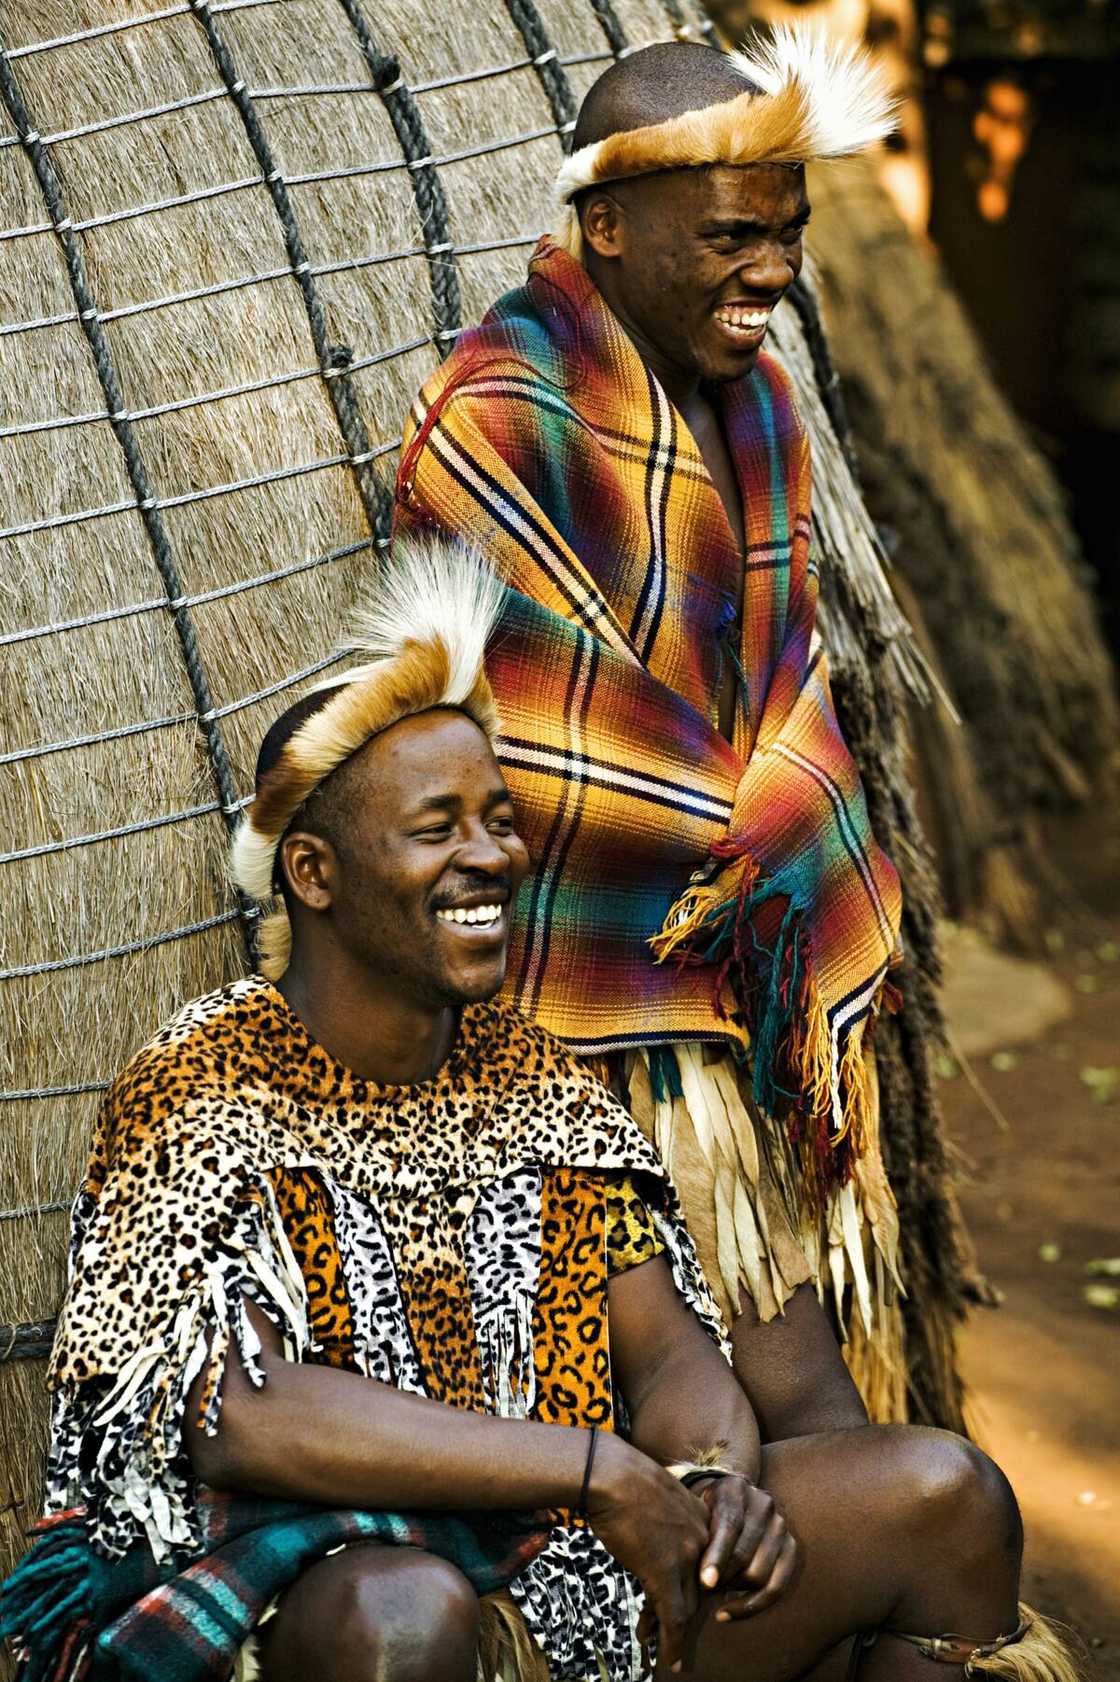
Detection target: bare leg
<box><xmin>257</xmin><ymin>1545</ymin><xmax>480</xmax><ymax>1682</ymax></box>
<box><xmin>657</xmin><ymin>1425</ymin><xmax>1022</xmax><ymax>1682</ymax></box>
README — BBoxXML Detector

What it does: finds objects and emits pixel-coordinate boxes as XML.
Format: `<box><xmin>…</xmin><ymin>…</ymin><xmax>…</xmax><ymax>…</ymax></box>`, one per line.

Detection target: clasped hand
<box><xmin>587</xmin><ymin>1441</ymin><xmax>796</xmax><ymax>1672</ymax></box>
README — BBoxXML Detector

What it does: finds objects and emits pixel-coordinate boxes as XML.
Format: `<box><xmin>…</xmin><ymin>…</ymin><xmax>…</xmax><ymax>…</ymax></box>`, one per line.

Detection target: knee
<box><xmin>316</xmin><ymin>1552</ymin><xmax>480</xmax><ymax>1682</ymax></box>
<box><xmin>897</xmin><ymin>1429</ymin><xmax>1023</xmax><ymax>1570</ymax></box>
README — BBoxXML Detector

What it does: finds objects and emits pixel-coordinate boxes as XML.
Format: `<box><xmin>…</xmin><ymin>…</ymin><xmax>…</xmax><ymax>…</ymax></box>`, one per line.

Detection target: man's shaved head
<box><xmin>572</xmin><ymin>42</ymin><xmax>755</xmax><ymax>152</ymax></box>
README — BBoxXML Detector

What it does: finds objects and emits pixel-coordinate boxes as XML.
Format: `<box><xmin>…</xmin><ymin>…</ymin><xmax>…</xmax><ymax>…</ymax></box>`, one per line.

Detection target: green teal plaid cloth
<box><xmin>1</xmin><ymin>1492</ymin><xmax>548</xmax><ymax>1682</ymax></box>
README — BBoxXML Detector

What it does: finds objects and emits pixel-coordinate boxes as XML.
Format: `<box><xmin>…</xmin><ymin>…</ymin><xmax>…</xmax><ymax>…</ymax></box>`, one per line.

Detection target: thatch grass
<box><xmin>0</xmin><ymin>0</ymin><xmax>964</xmax><ymax>1627</ymax></box>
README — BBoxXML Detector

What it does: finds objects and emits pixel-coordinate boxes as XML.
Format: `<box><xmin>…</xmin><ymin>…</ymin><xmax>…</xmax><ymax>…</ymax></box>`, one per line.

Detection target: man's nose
<box><xmin>455</xmin><ymin>822</ymin><xmax>509</xmax><ymax>875</ymax></box>
<box><xmin>739</xmin><ymin>237</ymin><xmax>799</xmax><ymax>292</ymax></box>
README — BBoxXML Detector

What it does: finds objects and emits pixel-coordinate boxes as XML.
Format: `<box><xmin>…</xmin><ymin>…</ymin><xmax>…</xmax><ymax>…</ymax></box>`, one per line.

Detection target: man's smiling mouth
<box><xmin>713</xmin><ymin>303</ymin><xmax>772</xmax><ymax>342</ymax></box>
<box><xmin>435</xmin><ymin>903</ymin><xmax>504</xmax><ymax>928</ymax></box>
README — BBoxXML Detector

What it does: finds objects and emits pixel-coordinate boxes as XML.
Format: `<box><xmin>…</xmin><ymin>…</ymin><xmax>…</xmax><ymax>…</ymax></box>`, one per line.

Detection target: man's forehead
<box><xmin>689</xmin><ymin>161</ymin><xmax>809</xmax><ymax>218</ymax></box>
<box><xmin>362</xmin><ymin>708</ymin><xmax>500</xmax><ymax>798</ymax></box>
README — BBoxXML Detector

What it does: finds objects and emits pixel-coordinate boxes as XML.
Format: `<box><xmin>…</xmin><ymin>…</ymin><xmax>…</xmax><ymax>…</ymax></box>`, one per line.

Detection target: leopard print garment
<box><xmin>47</xmin><ymin>978</ymin><xmax>727</xmax><ymax>1681</ymax></box>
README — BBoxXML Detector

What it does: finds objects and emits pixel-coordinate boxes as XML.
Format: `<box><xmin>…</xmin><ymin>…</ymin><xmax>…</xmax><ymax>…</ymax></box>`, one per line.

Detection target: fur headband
<box><xmin>230</xmin><ymin>535</ymin><xmax>504</xmax><ymax>979</ymax></box>
<box><xmin>554</xmin><ymin>26</ymin><xmax>895</xmax><ymax>254</ymax></box>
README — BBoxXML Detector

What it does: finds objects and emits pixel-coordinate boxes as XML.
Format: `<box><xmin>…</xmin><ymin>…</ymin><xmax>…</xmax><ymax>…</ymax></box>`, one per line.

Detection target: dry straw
<box><xmin>0</xmin><ymin>0</ymin><xmax>962</xmax><ymax>1607</ymax></box>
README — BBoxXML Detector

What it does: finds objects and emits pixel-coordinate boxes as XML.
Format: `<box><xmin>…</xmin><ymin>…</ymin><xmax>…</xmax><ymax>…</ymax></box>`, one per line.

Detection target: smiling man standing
<box><xmin>395</xmin><ymin>31</ymin><xmax>910</xmax><ymax>1430</ymax></box>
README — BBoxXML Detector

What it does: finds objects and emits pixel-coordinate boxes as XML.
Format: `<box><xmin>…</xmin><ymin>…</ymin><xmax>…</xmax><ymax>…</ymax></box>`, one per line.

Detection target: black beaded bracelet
<box><xmin>577</xmin><ymin>1425</ymin><xmax>599</xmax><ymax>1514</ymax></box>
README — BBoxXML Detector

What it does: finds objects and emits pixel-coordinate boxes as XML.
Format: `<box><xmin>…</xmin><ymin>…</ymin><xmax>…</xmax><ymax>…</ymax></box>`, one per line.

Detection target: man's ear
<box><xmin>580</xmin><ymin>189</ymin><xmax>626</xmax><ymax>260</ymax></box>
<box><xmin>278</xmin><ymin>831</ymin><xmax>336</xmax><ymax>913</ymax></box>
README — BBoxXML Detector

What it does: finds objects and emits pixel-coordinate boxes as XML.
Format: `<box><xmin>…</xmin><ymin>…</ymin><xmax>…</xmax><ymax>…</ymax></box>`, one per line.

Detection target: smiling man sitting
<box><xmin>3</xmin><ymin>540</ymin><xmax>1069</xmax><ymax>1682</ymax></box>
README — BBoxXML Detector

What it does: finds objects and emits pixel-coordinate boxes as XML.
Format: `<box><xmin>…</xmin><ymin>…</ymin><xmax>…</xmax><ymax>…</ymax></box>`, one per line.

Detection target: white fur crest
<box><xmin>726</xmin><ymin>24</ymin><xmax>896</xmax><ymax>158</ymax></box>
<box><xmin>312</xmin><ymin>531</ymin><xmax>506</xmax><ymax>709</ymax></box>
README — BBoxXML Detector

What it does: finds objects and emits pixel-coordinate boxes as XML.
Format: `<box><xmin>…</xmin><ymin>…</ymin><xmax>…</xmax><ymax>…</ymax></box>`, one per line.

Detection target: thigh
<box><xmin>257</xmin><ymin>1543</ymin><xmax>481</xmax><ymax>1682</ymax></box>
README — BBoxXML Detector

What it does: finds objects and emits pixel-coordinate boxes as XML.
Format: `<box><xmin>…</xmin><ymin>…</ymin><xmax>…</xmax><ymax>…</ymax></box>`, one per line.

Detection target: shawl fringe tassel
<box><xmin>651</xmin><ymin>842</ymin><xmax>900</xmax><ymax>1204</ymax></box>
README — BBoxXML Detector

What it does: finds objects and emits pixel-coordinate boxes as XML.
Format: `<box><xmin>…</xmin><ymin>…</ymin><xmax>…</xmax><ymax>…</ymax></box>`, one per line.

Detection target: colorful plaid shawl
<box><xmin>396</xmin><ymin>240</ymin><xmax>903</xmax><ymax>1192</ymax></box>
<box><xmin>0</xmin><ymin>1492</ymin><xmax>545</xmax><ymax>1682</ymax></box>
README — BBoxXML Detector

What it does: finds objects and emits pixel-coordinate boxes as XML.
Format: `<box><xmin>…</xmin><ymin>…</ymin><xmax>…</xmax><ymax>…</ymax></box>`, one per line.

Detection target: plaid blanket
<box><xmin>395</xmin><ymin>239</ymin><xmax>902</xmax><ymax>1192</ymax></box>
<box><xmin>1</xmin><ymin>1492</ymin><xmax>546</xmax><ymax>1682</ymax></box>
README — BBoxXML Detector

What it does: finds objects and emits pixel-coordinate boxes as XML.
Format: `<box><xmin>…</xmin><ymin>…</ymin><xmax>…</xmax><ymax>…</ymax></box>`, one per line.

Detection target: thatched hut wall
<box><xmin>0</xmin><ymin>0</ymin><xmax>964</xmax><ymax>1606</ymax></box>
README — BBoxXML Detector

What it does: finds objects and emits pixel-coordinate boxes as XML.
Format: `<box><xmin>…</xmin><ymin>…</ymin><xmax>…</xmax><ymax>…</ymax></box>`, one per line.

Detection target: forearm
<box><xmin>609</xmin><ymin>1256</ymin><xmax>762</xmax><ymax>1481</ymax></box>
<box><xmin>188</xmin><ymin>1342</ymin><xmax>596</xmax><ymax>1513</ymax></box>
<box><xmin>628</xmin><ymin>1339</ymin><xmax>761</xmax><ymax>1483</ymax></box>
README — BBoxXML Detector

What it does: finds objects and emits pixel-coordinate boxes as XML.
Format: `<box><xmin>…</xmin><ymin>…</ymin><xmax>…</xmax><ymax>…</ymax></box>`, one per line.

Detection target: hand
<box><xmin>584</xmin><ymin>1434</ymin><xmax>711</xmax><ymax>1672</ymax></box>
<box><xmin>695</xmin><ymin>1473</ymin><xmax>797</xmax><ymax>1620</ymax></box>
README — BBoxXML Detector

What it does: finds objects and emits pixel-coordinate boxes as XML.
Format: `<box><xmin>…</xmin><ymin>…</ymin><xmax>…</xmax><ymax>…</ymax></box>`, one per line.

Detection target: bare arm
<box><xmin>731</xmin><ymin>1283</ymin><xmax>867</xmax><ymax>1440</ymax></box>
<box><xmin>186</xmin><ymin>1299</ymin><xmax>594</xmax><ymax>1512</ymax></box>
<box><xmin>609</xmin><ymin>1254</ymin><xmax>798</xmax><ymax>1627</ymax></box>
<box><xmin>608</xmin><ymin>1252</ymin><xmax>761</xmax><ymax>1480</ymax></box>
<box><xmin>184</xmin><ymin>1298</ymin><xmax>714</xmax><ymax>1669</ymax></box>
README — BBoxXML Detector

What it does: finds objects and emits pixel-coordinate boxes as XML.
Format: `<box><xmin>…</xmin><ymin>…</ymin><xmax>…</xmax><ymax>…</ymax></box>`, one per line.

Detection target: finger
<box><xmin>698</xmin><ymin>1495</ymin><xmax>742</xmax><ymax>1589</ymax></box>
<box><xmin>715</xmin><ymin>1534</ymin><xmax>798</xmax><ymax>1622</ymax></box>
<box><xmin>740</xmin><ymin>1510</ymin><xmax>787</xmax><ymax>1589</ymax></box>
<box><xmin>654</xmin><ymin>1579</ymin><xmax>689</xmax><ymax>1672</ymax></box>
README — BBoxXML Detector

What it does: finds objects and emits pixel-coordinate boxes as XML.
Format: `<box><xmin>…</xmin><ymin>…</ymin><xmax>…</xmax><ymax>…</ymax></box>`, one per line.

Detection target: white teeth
<box><xmin>716</xmin><ymin>307</ymin><xmax>770</xmax><ymax>331</ymax></box>
<box><xmin>436</xmin><ymin>903</ymin><xmax>502</xmax><ymax>927</ymax></box>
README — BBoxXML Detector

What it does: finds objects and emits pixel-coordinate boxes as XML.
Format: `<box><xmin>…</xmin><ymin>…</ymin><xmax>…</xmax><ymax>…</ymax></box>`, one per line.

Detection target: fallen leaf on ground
<box><xmin>1085</xmin><ymin>1258</ymin><xmax>1120</xmax><ymax>1277</ymax></box>
<box><xmin>1079</xmin><ymin>1066</ymin><xmax>1119</xmax><ymax>1103</ymax></box>
<box><xmin>1038</xmin><ymin>1241</ymin><xmax>1062</xmax><ymax>1263</ymax></box>
<box><xmin>1082</xmin><ymin>1283</ymin><xmax>1120</xmax><ymax>1311</ymax></box>
<box><xmin>990</xmin><ymin>1051</ymin><xmax>1020</xmax><ymax>1072</ymax></box>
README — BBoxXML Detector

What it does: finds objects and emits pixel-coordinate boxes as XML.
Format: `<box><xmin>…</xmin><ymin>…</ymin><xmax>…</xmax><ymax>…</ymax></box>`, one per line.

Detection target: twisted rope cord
<box><xmin>3</xmin><ymin>648</ymin><xmax>352</xmax><ymax>768</ymax></box>
<box><xmin>0</xmin><ymin>795</ymin><xmax>251</xmax><ymax>867</ymax></box>
<box><xmin>0</xmin><ymin>1322</ymin><xmax>57</xmax><ymax>1364</ymax></box>
<box><xmin>0</xmin><ymin>230</ymin><xmax>541</xmax><ymax>343</ymax></box>
<box><xmin>186</xmin><ymin>0</ymin><xmax>391</xmax><ymax>543</ymax></box>
<box><xmin>0</xmin><ymin>125</ymin><xmax>564</xmax><ymax>244</ymax></box>
<box><xmin>333</xmin><ymin>0</ymin><xmax>461</xmax><ymax>356</ymax></box>
<box><xmin>0</xmin><ymin>40</ymin><xmax>254</xmax><ymax>981</ymax></box>
<box><xmin>0</xmin><ymin>0</ymin><xmax>284</xmax><ymax>60</ymax></box>
<box><xmin>584</xmin><ymin>0</ymin><xmax>631</xmax><ymax>60</ymax></box>
<box><xmin>0</xmin><ymin>909</ymin><xmax>247</xmax><ymax>984</ymax></box>
<box><xmin>0</xmin><ymin>59</ymin><xmax>611</xmax><ymax>158</ymax></box>
<box><xmin>656</xmin><ymin>0</ymin><xmax>716</xmax><ymax>42</ymax></box>
<box><xmin>2</xmin><ymin>537</ymin><xmax>378</xmax><ymax>649</ymax></box>
<box><xmin>0</xmin><ymin>435</ymin><xmax>401</xmax><ymax>544</ymax></box>
<box><xmin>502</xmin><ymin>0</ymin><xmax>578</xmax><ymax>143</ymax></box>
<box><xmin>0</xmin><ymin>1084</ymin><xmax>108</xmax><ymax>1106</ymax></box>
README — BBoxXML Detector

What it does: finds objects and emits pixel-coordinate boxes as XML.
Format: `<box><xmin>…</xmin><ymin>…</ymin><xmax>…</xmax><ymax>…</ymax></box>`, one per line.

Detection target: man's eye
<box><xmin>413</xmin><ymin>825</ymin><xmax>453</xmax><ymax>841</ymax></box>
<box><xmin>487</xmin><ymin>815</ymin><xmax>515</xmax><ymax>834</ymax></box>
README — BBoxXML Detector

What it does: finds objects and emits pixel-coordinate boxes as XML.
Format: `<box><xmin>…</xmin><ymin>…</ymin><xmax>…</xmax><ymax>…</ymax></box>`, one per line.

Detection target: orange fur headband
<box><xmin>554</xmin><ymin>26</ymin><xmax>895</xmax><ymax>254</ymax></box>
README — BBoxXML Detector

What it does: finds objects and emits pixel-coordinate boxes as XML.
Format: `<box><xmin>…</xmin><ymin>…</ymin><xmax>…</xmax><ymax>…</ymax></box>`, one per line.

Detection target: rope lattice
<box><xmin>335</xmin><ymin>0</ymin><xmax>462</xmax><ymax>358</ymax></box>
<box><xmin>186</xmin><ymin>0</ymin><xmax>391</xmax><ymax>541</ymax></box>
<box><xmin>0</xmin><ymin>40</ymin><xmax>256</xmax><ymax>963</ymax></box>
<box><xmin>502</xmin><ymin>0</ymin><xmax>578</xmax><ymax>144</ymax></box>
<box><xmin>0</xmin><ymin>0</ymin><xmax>722</xmax><ymax>1301</ymax></box>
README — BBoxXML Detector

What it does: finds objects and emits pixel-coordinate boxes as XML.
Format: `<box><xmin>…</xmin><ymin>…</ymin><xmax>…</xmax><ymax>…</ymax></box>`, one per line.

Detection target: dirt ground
<box><xmin>938</xmin><ymin>820</ymin><xmax>1119</xmax><ymax>1678</ymax></box>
